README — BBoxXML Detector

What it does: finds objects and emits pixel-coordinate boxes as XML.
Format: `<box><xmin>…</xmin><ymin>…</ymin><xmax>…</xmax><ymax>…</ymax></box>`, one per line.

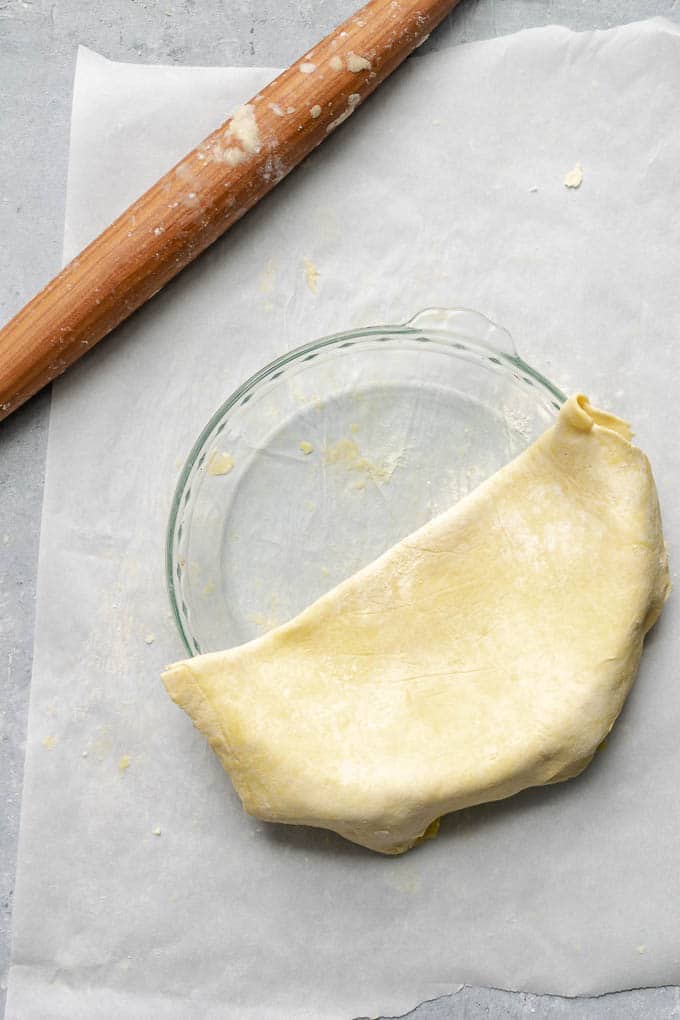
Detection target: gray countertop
<box><xmin>1</xmin><ymin>2</ymin><xmax>679</xmax><ymax>1017</ymax></box>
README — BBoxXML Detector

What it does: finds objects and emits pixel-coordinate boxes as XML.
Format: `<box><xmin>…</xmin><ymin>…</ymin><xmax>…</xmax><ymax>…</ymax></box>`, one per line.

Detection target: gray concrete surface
<box><xmin>1</xmin><ymin>1</ymin><xmax>679</xmax><ymax>1017</ymax></box>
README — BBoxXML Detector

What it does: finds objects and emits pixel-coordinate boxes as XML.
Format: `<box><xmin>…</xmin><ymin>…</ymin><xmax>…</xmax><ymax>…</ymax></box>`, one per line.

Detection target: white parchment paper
<box><xmin>7</xmin><ymin>21</ymin><xmax>680</xmax><ymax>1018</ymax></box>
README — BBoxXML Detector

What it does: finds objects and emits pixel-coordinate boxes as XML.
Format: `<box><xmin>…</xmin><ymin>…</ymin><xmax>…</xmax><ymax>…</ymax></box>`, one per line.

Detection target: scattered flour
<box><xmin>303</xmin><ymin>257</ymin><xmax>320</xmax><ymax>294</ymax></box>
<box><xmin>323</xmin><ymin>438</ymin><xmax>398</xmax><ymax>484</ymax></box>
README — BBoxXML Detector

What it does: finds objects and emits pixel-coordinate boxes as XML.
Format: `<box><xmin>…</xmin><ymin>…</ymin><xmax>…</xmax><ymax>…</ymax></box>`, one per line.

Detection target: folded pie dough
<box><xmin>163</xmin><ymin>396</ymin><xmax>670</xmax><ymax>854</ymax></box>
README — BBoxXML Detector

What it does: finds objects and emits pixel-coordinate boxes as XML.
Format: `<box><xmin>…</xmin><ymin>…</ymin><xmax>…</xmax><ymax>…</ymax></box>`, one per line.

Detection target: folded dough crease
<box><xmin>163</xmin><ymin>395</ymin><xmax>670</xmax><ymax>854</ymax></box>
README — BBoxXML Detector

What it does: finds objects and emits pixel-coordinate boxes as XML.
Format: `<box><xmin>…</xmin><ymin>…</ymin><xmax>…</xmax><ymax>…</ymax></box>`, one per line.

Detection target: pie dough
<box><xmin>162</xmin><ymin>396</ymin><xmax>670</xmax><ymax>854</ymax></box>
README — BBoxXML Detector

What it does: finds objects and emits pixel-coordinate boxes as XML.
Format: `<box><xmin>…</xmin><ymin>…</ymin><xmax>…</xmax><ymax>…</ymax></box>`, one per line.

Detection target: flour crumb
<box><xmin>323</xmin><ymin>438</ymin><xmax>397</xmax><ymax>484</ymax></box>
<box><xmin>226</xmin><ymin>104</ymin><xmax>260</xmax><ymax>155</ymax></box>
<box><xmin>329</xmin><ymin>55</ymin><xmax>343</xmax><ymax>71</ymax></box>
<box><xmin>118</xmin><ymin>755</ymin><xmax>131</xmax><ymax>772</ymax></box>
<box><xmin>347</xmin><ymin>52</ymin><xmax>371</xmax><ymax>72</ymax></box>
<box><xmin>268</xmin><ymin>102</ymin><xmax>285</xmax><ymax>116</ymax></box>
<box><xmin>207</xmin><ymin>451</ymin><xmax>235</xmax><ymax>476</ymax></box>
<box><xmin>310</xmin><ymin>104</ymin><xmax>322</xmax><ymax>119</ymax></box>
<box><xmin>219</xmin><ymin>146</ymin><xmax>247</xmax><ymax>168</ymax></box>
<box><xmin>326</xmin><ymin>94</ymin><xmax>361</xmax><ymax>134</ymax></box>
<box><xmin>529</xmin><ymin>185</ymin><xmax>538</xmax><ymax>193</ymax></box>
<box><xmin>636</xmin><ymin>944</ymin><xmax>647</xmax><ymax>954</ymax></box>
<box><xmin>203</xmin><ymin>580</ymin><xmax>216</xmax><ymax>596</ymax></box>
<box><xmin>42</xmin><ymin>735</ymin><xmax>57</xmax><ymax>750</ymax></box>
<box><xmin>81</xmin><ymin>750</ymin><xmax>88</xmax><ymax>758</ymax></box>
<box><xmin>303</xmin><ymin>257</ymin><xmax>320</xmax><ymax>294</ymax></box>
<box><xmin>504</xmin><ymin>407</ymin><xmax>531</xmax><ymax>438</ymax></box>
<box><xmin>144</xmin><ymin>633</ymin><xmax>155</xmax><ymax>645</ymax></box>
<box><xmin>300</xmin><ymin>62</ymin><xmax>317</xmax><ymax>74</ymax></box>
<box><xmin>564</xmin><ymin>163</ymin><xmax>583</xmax><ymax>189</ymax></box>
<box><xmin>299</xmin><ymin>440</ymin><xmax>314</xmax><ymax>455</ymax></box>
<box><xmin>152</xmin><ymin>827</ymin><xmax>162</xmax><ymax>836</ymax></box>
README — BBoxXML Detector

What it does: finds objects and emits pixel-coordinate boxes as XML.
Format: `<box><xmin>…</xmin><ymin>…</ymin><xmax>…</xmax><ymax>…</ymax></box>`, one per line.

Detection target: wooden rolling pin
<box><xmin>0</xmin><ymin>0</ymin><xmax>461</xmax><ymax>421</ymax></box>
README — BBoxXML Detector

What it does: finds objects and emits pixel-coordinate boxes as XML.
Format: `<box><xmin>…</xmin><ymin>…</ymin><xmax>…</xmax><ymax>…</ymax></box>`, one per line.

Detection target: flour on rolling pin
<box><xmin>0</xmin><ymin>0</ymin><xmax>463</xmax><ymax>421</ymax></box>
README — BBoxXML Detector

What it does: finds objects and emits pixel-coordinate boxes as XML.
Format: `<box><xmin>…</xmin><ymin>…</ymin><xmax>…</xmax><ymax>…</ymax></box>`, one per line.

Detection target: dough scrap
<box><xmin>564</xmin><ymin>162</ymin><xmax>584</xmax><ymax>188</ymax></box>
<box><xmin>163</xmin><ymin>396</ymin><xmax>670</xmax><ymax>854</ymax></box>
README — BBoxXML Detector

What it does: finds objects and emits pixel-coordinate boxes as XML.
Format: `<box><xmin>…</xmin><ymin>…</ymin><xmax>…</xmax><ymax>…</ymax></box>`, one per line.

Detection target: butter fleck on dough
<box><xmin>299</xmin><ymin>441</ymin><xmax>314</xmax><ymax>455</ymax></box>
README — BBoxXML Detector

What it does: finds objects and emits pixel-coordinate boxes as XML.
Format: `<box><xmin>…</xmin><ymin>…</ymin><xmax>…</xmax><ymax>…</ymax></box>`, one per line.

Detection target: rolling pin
<box><xmin>0</xmin><ymin>0</ymin><xmax>461</xmax><ymax>421</ymax></box>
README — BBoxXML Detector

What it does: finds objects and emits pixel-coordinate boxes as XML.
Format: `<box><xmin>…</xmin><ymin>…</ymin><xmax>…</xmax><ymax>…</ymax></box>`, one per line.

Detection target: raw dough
<box><xmin>564</xmin><ymin>162</ymin><xmax>584</xmax><ymax>189</ymax></box>
<box><xmin>162</xmin><ymin>396</ymin><xmax>670</xmax><ymax>854</ymax></box>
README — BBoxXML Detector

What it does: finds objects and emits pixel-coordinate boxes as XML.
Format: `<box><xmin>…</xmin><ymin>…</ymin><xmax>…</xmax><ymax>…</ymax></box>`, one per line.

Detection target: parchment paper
<box><xmin>7</xmin><ymin>21</ymin><xmax>680</xmax><ymax>1019</ymax></box>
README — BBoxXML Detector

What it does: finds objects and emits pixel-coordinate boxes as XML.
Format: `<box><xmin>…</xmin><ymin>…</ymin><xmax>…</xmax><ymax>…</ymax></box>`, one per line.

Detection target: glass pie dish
<box><xmin>167</xmin><ymin>308</ymin><xmax>565</xmax><ymax>656</ymax></box>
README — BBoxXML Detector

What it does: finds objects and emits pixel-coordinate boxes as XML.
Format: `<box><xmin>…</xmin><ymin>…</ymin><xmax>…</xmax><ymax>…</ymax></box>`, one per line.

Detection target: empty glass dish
<box><xmin>168</xmin><ymin>308</ymin><xmax>564</xmax><ymax>656</ymax></box>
